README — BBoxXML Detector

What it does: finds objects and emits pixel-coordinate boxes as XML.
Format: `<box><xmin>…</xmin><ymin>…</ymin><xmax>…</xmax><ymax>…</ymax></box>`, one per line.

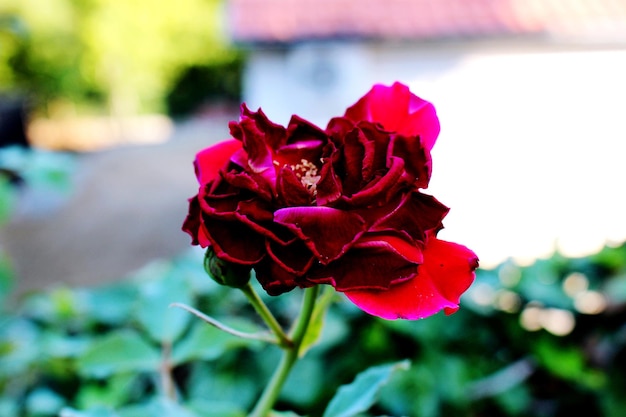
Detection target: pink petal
<box><xmin>345</xmin><ymin>83</ymin><xmax>410</xmax><ymax>131</ymax></box>
<box><xmin>194</xmin><ymin>140</ymin><xmax>242</xmax><ymax>185</ymax></box>
<box><xmin>344</xmin><ymin>82</ymin><xmax>440</xmax><ymax>152</ymax></box>
<box><xmin>398</xmin><ymin>98</ymin><xmax>440</xmax><ymax>152</ymax></box>
<box><xmin>344</xmin><ymin>270</ymin><xmax>457</xmax><ymax>320</ymax></box>
<box><xmin>344</xmin><ymin>238</ymin><xmax>478</xmax><ymax>320</ymax></box>
<box><xmin>422</xmin><ymin>238</ymin><xmax>479</xmax><ymax>315</ymax></box>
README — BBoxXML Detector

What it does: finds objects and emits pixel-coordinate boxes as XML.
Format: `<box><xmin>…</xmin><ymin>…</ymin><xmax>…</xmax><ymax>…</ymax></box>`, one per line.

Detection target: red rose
<box><xmin>183</xmin><ymin>82</ymin><xmax>478</xmax><ymax>320</ymax></box>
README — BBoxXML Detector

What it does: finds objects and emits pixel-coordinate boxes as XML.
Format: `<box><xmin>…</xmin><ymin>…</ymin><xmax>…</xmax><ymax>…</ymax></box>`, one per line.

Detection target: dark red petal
<box><xmin>221</xmin><ymin>170</ymin><xmax>274</xmax><ymax>202</ymax></box>
<box><xmin>316</xmin><ymin>157</ymin><xmax>343</xmax><ymax>206</ymax></box>
<box><xmin>344</xmin><ymin>238</ymin><xmax>478</xmax><ymax>320</ymax></box>
<box><xmin>343</xmin><ymin>156</ymin><xmax>405</xmax><ymax>207</ymax></box>
<box><xmin>285</xmin><ymin>113</ymin><xmax>327</xmax><ymax>145</ymax></box>
<box><xmin>274</xmin><ymin>139</ymin><xmax>325</xmax><ymax>167</ymax></box>
<box><xmin>277</xmin><ymin>166</ymin><xmax>314</xmax><ymax>206</ymax></box>
<box><xmin>371</xmin><ymin>191</ymin><xmax>448</xmax><ymax>242</ymax></box>
<box><xmin>199</xmin><ymin>188</ymin><xmax>241</xmax><ymax>215</ymax></box>
<box><xmin>306</xmin><ymin>233</ymin><xmax>422</xmax><ymax>290</ymax></box>
<box><xmin>233</xmin><ymin>104</ymin><xmax>287</xmax><ymax>150</ymax></box>
<box><xmin>250</xmin><ymin>105</ymin><xmax>289</xmax><ymax>150</ymax></box>
<box><xmin>231</xmin><ymin>105</ymin><xmax>288</xmax><ymax>189</ymax></box>
<box><xmin>200</xmin><ymin>197</ymin><xmax>292</xmax><ymax>247</ymax></box>
<box><xmin>182</xmin><ymin>196</ymin><xmax>204</xmax><ymax>246</ymax></box>
<box><xmin>237</xmin><ymin>118</ymin><xmax>276</xmax><ymax>176</ymax></box>
<box><xmin>273</xmin><ymin>207</ymin><xmax>365</xmax><ymax>263</ymax></box>
<box><xmin>356</xmin><ymin>122</ymin><xmax>392</xmax><ymax>181</ymax></box>
<box><xmin>254</xmin><ymin>258</ymin><xmax>301</xmax><ymax>295</ymax></box>
<box><xmin>201</xmin><ymin>215</ymin><xmax>266</xmax><ymax>265</ymax></box>
<box><xmin>341</xmin><ymin>129</ymin><xmax>367</xmax><ymax>195</ymax></box>
<box><xmin>266</xmin><ymin>238</ymin><xmax>315</xmax><ymax>276</ymax></box>
<box><xmin>194</xmin><ymin>140</ymin><xmax>242</xmax><ymax>185</ymax></box>
<box><xmin>237</xmin><ymin>198</ymin><xmax>274</xmax><ymax>223</ymax></box>
<box><xmin>390</xmin><ymin>134</ymin><xmax>432</xmax><ymax>189</ymax></box>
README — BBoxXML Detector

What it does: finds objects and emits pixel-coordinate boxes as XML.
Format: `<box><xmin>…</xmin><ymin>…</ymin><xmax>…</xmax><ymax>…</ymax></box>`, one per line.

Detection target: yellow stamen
<box><xmin>290</xmin><ymin>159</ymin><xmax>321</xmax><ymax>196</ymax></box>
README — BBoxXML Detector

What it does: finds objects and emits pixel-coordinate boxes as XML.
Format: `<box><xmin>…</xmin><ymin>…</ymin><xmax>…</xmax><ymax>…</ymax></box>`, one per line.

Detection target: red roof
<box><xmin>229</xmin><ymin>0</ymin><xmax>626</xmax><ymax>43</ymax></box>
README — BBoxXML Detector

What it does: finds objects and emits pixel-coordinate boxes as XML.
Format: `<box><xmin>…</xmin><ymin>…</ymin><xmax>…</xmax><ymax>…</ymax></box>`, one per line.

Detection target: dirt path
<box><xmin>1</xmin><ymin>114</ymin><xmax>235</xmax><ymax>297</ymax></box>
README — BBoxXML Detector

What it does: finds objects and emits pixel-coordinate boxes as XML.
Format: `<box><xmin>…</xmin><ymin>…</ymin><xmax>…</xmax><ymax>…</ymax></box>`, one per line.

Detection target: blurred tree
<box><xmin>0</xmin><ymin>14</ymin><xmax>27</xmax><ymax>89</ymax></box>
<box><xmin>0</xmin><ymin>0</ymin><xmax>236</xmax><ymax>116</ymax></box>
<box><xmin>165</xmin><ymin>56</ymin><xmax>243</xmax><ymax>118</ymax></box>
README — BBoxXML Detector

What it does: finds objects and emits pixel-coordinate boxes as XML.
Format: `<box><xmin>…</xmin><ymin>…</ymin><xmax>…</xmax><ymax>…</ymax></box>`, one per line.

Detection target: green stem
<box><xmin>240</xmin><ymin>282</ymin><xmax>292</xmax><ymax>348</ymax></box>
<box><xmin>249</xmin><ymin>286</ymin><xmax>320</xmax><ymax>417</ymax></box>
<box><xmin>159</xmin><ymin>341</ymin><xmax>177</xmax><ymax>402</ymax></box>
<box><xmin>169</xmin><ymin>302</ymin><xmax>278</xmax><ymax>344</ymax></box>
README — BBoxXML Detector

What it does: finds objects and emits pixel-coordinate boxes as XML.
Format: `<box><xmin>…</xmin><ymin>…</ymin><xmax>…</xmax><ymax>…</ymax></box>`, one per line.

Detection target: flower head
<box><xmin>183</xmin><ymin>82</ymin><xmax>478</xmax><ymax>320</ymax></box>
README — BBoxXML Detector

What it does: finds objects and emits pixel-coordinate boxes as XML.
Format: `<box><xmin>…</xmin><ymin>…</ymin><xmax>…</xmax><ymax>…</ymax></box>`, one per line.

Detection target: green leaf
<box><xmin>77</xmin><ymin>330</ymin><xmax>160</xmax><ymax>378</ymax></box>
<box><xmin>0</xmin><ymin>318</ymin><xmax>41</xmax><ymax>378</ymax></box>
<box><xmin>135</xmin><ymin>270</ymin><xmax>193</xmax><ymax>344</ymax></box>
<box><xmin>533</xmin><ymin>337</ymin><xmax>605</xmax><ymax>388</ymax></box>
<box><xmin>59</xmin><ymin>407</ymin><xmax>120</xmax><ymax>417</ymax></box>
<box><xmin>0</xmin><ymin>251</ymin><xmax>14</xmax><ymax>305</ymax></box>
<box><xmin>25</xmin><ymin>387</ymin><xmax>66</xmax><ymax>415</ymax></box>
<box><xmin>322</xmin><ymin>360</ymin><xmax>410</xmax><ymax>417</ymax></box>
<box><xmin>0</xmin><ymin>397</ymin><xmax>19</xmax><ymax>417</ymax></box>
<box><xmin>280</xmin><ymin>355</ymin><xmax>325</xmax><ymax>407</ymax></box>
<box><xmin>86</xmin><ymin>283</ymin><xmax>138</xmax><ymax>326</ymax></box>
<box><xmin>39</xmin><ymin>330</ymin><xmax>91</xmax><ymax>359</ymax></box>
<box><xmin>299</xmin><ymin>286</ymin><xmax>336</xmax><ymax>357</ymax></box>
<box><xmin>21</xmin><ymin>286</ymin><xmax>88</xmax><ymax>325</ymax></box>
<box><xmin>604</xmin><ymin>273</ymin><xmax>626</xmax><ymax>304</ymax></box>
<box><xmin>117</xmin><ymin>397</ymin><xmax>199</xmax><ymax>417</ymax></box>
<box><xmin>0</xmin><ymin>167</ymin><xmax>18</xmax><ymax>224</ymax></box>
<box><xmin>185</xmin><ymin>398</ymin><xmax>247</xmax><ymax>417</ymax></box>
<box><xmin>171</xmin><ymin>319</ymin><xmax>261</xmax><ymax>365</ymax></box>
<box><xmin>186</xmin><ymin>363</ymin><xmax>258</xmax><ymax>410</ymax></box>
<box><xmin>76</xmin><ymin>373</ymin><xmax>142</xmax><ymax>410</ymax></box>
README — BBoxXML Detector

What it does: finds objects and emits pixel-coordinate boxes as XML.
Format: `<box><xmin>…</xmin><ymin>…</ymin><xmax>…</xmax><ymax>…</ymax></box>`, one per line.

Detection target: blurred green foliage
<box><xmin>2</xmin><ymin>148</ymin><xmax>626</xmax><ymax>416</ymax></box>
<box><xmin>0</xmin><ymin>145</ymin><xmax>76</xmax><ymax>307</ymax></box>
<box><xmin>165</xmin><ymin>58</ymin><xmax>244</xmax><ymax>119</ymax></box>
<box><xmin>0</xmin><ymin>0</ymin><xmax>241</xmax><ymax>117</ymax></box>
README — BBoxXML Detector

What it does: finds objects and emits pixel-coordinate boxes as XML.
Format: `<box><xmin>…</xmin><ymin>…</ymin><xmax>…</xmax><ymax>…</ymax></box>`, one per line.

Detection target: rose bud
<box><xmin>204</xmin><ymin>246</ymin><xmax>252</xmax><ymax>289</ymax></box>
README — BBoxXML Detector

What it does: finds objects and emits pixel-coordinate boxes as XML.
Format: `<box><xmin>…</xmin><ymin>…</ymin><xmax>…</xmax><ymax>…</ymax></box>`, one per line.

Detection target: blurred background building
<box><xmin>230</xmin><ymin>0</ymin><xmax>626</xmax><ymax>124</ymax></box>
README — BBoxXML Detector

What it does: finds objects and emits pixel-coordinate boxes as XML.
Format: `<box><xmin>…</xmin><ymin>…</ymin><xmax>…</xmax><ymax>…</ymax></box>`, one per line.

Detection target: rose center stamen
<box><xmin>290</xmin><ymin>159</ymin><xmax>321</xmax><ymax>196</ymax></box>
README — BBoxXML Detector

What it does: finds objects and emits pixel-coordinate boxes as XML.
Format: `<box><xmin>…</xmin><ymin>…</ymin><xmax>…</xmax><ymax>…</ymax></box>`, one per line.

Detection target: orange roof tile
<box><xmin>228</xmin><ymin>0</ymin><xmax>626</xmax><ymax>43</ymax></box>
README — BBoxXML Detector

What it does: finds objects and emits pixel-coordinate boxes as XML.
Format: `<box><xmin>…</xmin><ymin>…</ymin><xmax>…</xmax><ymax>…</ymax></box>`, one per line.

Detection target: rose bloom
<box><xmin>183</xmin><ymin>82</ymin><xmax>478</xmax><ymax>320</ymax></box>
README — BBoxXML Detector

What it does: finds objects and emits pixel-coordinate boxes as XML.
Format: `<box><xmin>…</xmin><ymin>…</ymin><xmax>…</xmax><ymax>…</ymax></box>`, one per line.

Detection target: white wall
<box><xmin>242</xmin><ymin>41</ymin><xmax>626</xmax><ymax>267</ymax></box>
<box><xmin>243</xmin><ymin>42</ymin><xmax>373</xmax><ymax>126</ymax></box>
